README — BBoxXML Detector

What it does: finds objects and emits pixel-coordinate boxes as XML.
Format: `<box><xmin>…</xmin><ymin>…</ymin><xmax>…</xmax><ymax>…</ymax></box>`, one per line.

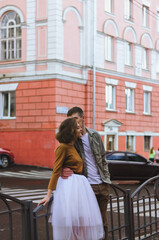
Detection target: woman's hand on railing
<box><xmin>38</xmin><ymin>189</ymin><xmax>52</xmax><ymax>207</ymax></box>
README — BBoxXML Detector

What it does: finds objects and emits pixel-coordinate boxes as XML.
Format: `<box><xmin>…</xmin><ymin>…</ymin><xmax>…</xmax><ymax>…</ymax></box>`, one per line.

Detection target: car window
<box><xmin>106</xmin><ymin>153</ymin><xmax>125</xmax><ymax>161</ymax></box>
<box><xmin>127</xmin><ymin>153</ymin><xmax>146</xmax><ymax>163</ymax></box>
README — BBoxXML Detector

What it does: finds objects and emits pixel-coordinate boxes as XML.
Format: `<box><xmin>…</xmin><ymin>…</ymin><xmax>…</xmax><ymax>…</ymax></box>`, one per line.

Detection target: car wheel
<box><xmin>1</xmin><ymin>155</ymin><xmax>9</xmax><ymax>168</ymax></box>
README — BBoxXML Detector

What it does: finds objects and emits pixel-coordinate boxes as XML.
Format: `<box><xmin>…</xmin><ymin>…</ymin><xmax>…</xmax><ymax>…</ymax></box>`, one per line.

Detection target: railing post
<box><xmin>25</xmin><ymin>200</ymin><xmax>34</xmax><ymax>240</ymax></box>
<box><xmin>124</xmin><ymin>189</ymin><xmax>134</xmax><ymax>240</ymax></box>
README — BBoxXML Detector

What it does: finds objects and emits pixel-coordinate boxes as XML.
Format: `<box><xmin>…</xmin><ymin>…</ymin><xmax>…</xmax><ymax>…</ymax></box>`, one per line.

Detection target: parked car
<box><xmin>106</xmin><ymin>151</ymin><xmax>159</xmax><ymax>181</ymax></box>
<box><xmin>0</xmin><ymin>148</ymin><xmax>15</xmax><ymax>168</ymax></box>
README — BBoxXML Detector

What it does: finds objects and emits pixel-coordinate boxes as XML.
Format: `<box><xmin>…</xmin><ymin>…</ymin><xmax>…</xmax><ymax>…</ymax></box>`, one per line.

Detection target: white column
<box><xmin>151</xmin><ymin>50</ymin><xmax>157</xmax><ymax>80</ymax></box>
<box><xmin>135</xmin><ymin>45</ymin><xmax>142</xmax><ymax>76</ymax></box>
<box><xmin>48</xmin><ymin>0</ymin><xmax>63</xmax><ymax>60</ymax></box>
<box><xmin>26</xmin><ymin>0</ymin><xmax>36</xmax><ymax>74</ymax></box>
<box><xmin>83</xmin><ymin>0</ymin><xmax>92</xmax><ymax>67</ymax></box>
<box><xmin>116</xmin><ymin>39</ymin><xmax>124</xmax><ymax>73</ymax></box>
<box><xmin>96</xmin><ymin>34</ymin><xmax>104</xmax><ymax>69</ymax></box>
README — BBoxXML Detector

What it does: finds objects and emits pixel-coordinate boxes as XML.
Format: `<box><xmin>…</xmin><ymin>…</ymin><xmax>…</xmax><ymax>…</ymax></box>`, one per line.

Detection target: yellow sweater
<box><xmin>48</xmin><ymin>143</ymin><xmax>83</xmax><ymax>190</ymax></box>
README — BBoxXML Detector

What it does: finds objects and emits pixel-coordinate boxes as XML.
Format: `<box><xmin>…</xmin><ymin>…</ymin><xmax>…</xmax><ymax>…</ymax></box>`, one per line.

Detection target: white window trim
<box><xmin>0</xmin><ymin>83</ymin><xmax>18</xmax><ymax>92</ymax></box>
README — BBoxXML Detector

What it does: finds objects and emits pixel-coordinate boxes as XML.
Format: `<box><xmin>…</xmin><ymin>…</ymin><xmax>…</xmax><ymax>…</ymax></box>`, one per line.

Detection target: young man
<box><xmin>62</xmin><ymin>106</ymin><xmax>111</xmax><ymax>240</ymax></box>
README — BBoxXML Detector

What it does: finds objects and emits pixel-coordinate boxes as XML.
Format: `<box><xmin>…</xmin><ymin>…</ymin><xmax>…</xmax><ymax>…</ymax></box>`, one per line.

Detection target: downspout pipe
<box><xmin>92</xmin><ymin>0</ymin><xmax>96</xmax><ymax>130</ymax></box>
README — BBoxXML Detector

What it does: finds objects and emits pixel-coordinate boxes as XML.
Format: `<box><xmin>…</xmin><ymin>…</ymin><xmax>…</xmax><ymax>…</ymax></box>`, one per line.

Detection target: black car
<box><xmin>106</xmin><ymin>151</ymin><xmax>159</xmax><ymax>181</ymax></box>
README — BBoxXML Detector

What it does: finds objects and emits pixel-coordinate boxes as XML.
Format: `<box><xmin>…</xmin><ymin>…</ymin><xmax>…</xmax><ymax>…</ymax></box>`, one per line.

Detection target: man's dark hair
<box><xmin>56</xmin><ymin>118</ymin><xmax>77</xmax><ymax>144</ymax></box>
<box><xmin>67</xmin><ymin>106</ymin><xmax>84</xmax><ymax>118</ymax></box>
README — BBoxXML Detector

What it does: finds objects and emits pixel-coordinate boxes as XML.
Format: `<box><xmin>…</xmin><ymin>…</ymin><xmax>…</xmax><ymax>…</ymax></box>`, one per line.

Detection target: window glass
<box><xmin>105</xmin><ymin>36</ymin><xmax>113</xmax><ymax>61</ymax></box>
<box><xmin>125</xmin><ymin>0</ymin><xmax>132</xmax><ymax>20</ymax></box>
<box><xmin>144</xmin><ymin>136</ymin><xmax>151</xmax><ymax>152</ymax></box>
<box><xmin>1</xmin><ymin>11</ymin><xmax>21</xmax><ymax>61</ymax></box>
<box><xmin>158</xmin><ymin>12</ymin><xmax>159</xmax><ymax>32</ymax></box>
<box><xmin>10</xmin><ymin>92</ymin><xmax>16</xmax><ymax>117</ymax></box>
<box><xmin>3</xmin><ymin>92</ymin><xmax>9</xmax><ymax>116</ymax></box>
<box><xmin>105</xmin><ymin>85</ymin><xmax>115</xmax><ymax>110</ymax></box>
<box><xmin>106</xmin><ymin>153</ymin><xmax>125</xmax><ymax>161</ymax></box>
<box><xmin>127</xmin><ymin>153</ymin><xmax>146</xmax><ymax>162</ymax></box>
<box><xmin>142</xmin><ymin>48</ymin><xmax>148</xmax><ymax>70</ymax></box>
<box><xmin>105</xmin><ymin>0</ymin><xmax>112</xmax><ymax>13</ymax></box>
<box><xmin>156</xmin><ymin>53</ymin><xmax>159</xmax><ymax>73</ymax></box>
<box><xmin>143</xmin><ymin>92</ymin><xmax>150</xmax><ymax>114</ymax></box>
<box><xmin>125</xmin><ymin>88</ymin><xmax>134</xmax><ymax>112</ymax></box>
<box><xmin>2</xmin><ymin>91</ymin><xmax>16</xmax><ymax>117</ymax></box>
<box><xmin>126</xmin><ymin>135</ymin><xmax>134</xmax><ymax>151</ymax></box>
<box><xmin>142</xmin><ymin>5</ymin><xmax>148</xmax><ymax>27</ymax></box>
<box><xmin>125</xmin><ymin>42</ymin><xmax>132</xmax><ymax>66</ymax></box>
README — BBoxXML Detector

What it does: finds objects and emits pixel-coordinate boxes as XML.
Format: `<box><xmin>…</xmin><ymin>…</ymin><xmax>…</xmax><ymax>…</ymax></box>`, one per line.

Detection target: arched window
<box><xmin>1</xmin><ymin>11</ymin><xmax>21</xmax><ymax>61</ymax></box>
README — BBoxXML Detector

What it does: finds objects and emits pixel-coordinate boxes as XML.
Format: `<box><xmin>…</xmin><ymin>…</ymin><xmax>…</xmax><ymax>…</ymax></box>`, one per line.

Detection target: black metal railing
<box><xmin>130</xmin><ymin>176</ymin><xmax>159</xmax><ymax>240</ymax></box>
<box><xmin>1</xmin><ymin>176</ymin><xmax>159</xmax><ymax>240</ymax></box>
<box><xmin>33</xmin><ymin>195</ymin><xmax>53</xmax><ymax>240</ymax></box>
<box><xmin>0</xmin><ymin>192</ymin><xmax>34</xmax><ymax>240</ymax></box>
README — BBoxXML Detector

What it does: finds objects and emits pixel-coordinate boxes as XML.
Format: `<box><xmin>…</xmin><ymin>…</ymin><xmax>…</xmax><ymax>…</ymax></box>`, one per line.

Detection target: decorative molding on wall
<box><xmin>63</xmin><ymin>6</ymin><xmax>83</xmax><ymax>27</ymax></box>
<box><xmin>125</xmin><ymin>81</ymin><xmax>137</xmax><ymax>88</ymax></box>
<box><xmin>0</xmin><ymin>5</ymin><xmax>24</xmax><ymax>22</ymax></box>
<box><xmin>143</xmin><ymin>85</ymin><xmax>152</xmax><ymax>91</ymax></box>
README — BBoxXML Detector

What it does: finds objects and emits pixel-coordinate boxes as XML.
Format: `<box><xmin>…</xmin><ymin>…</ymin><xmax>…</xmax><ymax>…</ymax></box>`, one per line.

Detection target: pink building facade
<box><xmin>0</xmin><ymin>0</ymin><xmax>159</xmax><ymax>167</ymax></box>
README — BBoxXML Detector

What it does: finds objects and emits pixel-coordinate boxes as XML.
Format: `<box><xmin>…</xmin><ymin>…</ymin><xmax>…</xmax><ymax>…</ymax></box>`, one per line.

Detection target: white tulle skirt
<box><xmin>51</xmin><ymin>174</ymin><xmax>104</xmax><ymax>240</ymax></box>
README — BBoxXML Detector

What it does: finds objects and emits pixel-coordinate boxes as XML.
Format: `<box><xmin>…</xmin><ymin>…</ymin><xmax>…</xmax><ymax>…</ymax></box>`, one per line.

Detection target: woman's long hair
<box><xmin>150</xmin><ymin>147</ymin><xmax>154</xmax><ymax>154</ymax></box>
<box><xmin>56</xmin><ymin>118</ymin><xmax>77</xmax><ymax>144</ymax></box>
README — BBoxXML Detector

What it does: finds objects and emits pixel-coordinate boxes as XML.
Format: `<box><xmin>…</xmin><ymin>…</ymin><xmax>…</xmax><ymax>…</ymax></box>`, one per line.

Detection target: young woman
<box><xmin>149</xmin><ymin>147</ymin><xmax>155</xmax><ymax>162</ymax></box>
<box><xmin>38</xmin><ymin>118</ymin><xmax>104</xmax><ymax>240</ymax></box>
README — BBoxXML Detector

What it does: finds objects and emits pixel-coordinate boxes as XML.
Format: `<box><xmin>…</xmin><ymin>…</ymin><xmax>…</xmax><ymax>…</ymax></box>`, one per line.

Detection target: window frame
<box><xmin>126</xmin><ymin>135</ymin><xmax>135</xmax><ymax>152</ymax></box>
<box><xmin>105</xmin><ymin>35</ymin><xmax>113</xmax><ymax>62</ymax></box>
<box><xmin>142</xmin><ymin>5</ymin><xmax>149</xmax><ymax>28</ymax></box>
<box><xmin>143</xmin><ymin>91</ymin><xmax>151</xmax><ymax>115</ymax></box>
<box><xmin>125</xmin><ymin>88</ymin><xmax>134</xmax><ymax>113</ymax></box>
<box><xmin>125</xmin><ymin>41</ymin><xmax>132</xmax><ymax>66</ymax></box>
<box><xmin>2</xmin><ymin>91</ymin><xmax>16</xmax><ymax>118</ymax></box>
<box><xmin>0</xmin><ymin>83</ymin><xmax>18</xmax><ymax>119</ymax></box>
<box><xmin>157</xmin><ymin>11</ymin><xmax>159</xmax><ymax>33</ymax></box>
<box><xmin>105</xmin><ymin>84</ymin><xmax>116</xmax><ymax>111</ymax></box>
<box><xmin>144</xmin><ymin>136</ymin><xmax>151</xmax><ymax>152</ymax></box>
<box><xmin>1</xmin><ymin>11</ymin><xmax>21</xmax><ymax>61</ymax></box>
<box><xmin>125</xmin><ymin>0</ymin><xmax>132</xmax><ymax>20</ymax></box>
<box><xmin>142</xmin><ymin>47</ymin><xmax>149</xmax><ymax>70</ymax></box>
<box><xmin>105</xmin><ymin>0</ymin><xmax>113</xmax><ymax>14</ymax></box>
<box><xmin>157</xmin><ymin>52</ymin><xmax>159</xmax><ymax>73</ymax></box>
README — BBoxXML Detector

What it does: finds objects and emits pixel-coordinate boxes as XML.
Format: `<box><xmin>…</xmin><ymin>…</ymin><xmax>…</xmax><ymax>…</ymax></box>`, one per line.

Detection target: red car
<box><xmin>0</xmin><ymin>148</ymin><xmax>15</xmax><ymax>168</ymax></box>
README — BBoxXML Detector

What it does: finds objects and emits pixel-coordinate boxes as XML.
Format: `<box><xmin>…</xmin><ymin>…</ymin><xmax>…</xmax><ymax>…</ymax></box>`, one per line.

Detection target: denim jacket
<box><xmin>74</xmin><ymin>127</ymin><xmax>111</xmax><ymax>184</ymax></box>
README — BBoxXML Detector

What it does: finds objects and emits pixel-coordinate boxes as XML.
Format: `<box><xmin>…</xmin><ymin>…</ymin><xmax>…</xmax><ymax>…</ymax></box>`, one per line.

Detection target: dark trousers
<box><xmin>91</xmin><ymin>183</ymin><xmax>110</xmax><ymax>240</ymax></box>
<box><xmin>149</xmin><ymin>158</ymin><xmax>154</xmax><ymax>162</ymax></box>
